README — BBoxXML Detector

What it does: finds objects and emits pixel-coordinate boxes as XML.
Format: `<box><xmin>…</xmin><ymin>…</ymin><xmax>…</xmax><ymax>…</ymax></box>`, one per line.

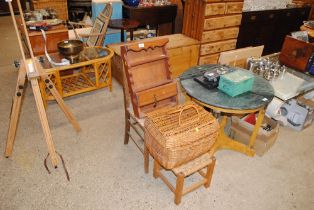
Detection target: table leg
<box><xmin>212</xmin><ymin>115</ymin><xmax>255</xmax><ymax>157</ymax></box>
<box><xmin>172</xmin><ymin>21</ymin><xmax>175</xmax><ymax>34</ymax></box>
<box><xmin>121</xmin><ymin>29</ymin><xmax>125</xmax><ymax>42</ymax></box>
<box><xmin>130</xmin><ymin>29</ymin><xmax>134</xmax><ymax>41</ymax></box>
<box><xmin>248</xmin><ymin>109</ymin><xmax>265</xmax><ymax>148</ymax></box>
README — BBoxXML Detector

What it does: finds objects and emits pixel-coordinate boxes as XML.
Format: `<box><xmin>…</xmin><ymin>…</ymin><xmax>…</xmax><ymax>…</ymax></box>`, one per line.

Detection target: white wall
<box><xmin>243</xmin><ymin>0</ymin><xmax>293</xmax><ymax>11</ymax></box>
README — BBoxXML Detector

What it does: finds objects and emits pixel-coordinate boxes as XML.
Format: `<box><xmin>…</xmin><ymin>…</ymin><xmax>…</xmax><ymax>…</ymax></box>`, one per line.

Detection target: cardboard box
<box><xmin>230</xmin><ymin>116</ymin><xmax>279</xmax><ymax>156</ymax></box>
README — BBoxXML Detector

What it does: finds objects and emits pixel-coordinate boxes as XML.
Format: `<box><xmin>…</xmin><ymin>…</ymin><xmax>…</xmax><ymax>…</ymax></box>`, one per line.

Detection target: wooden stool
<box><xmin>152</xmin><ymin>153</ymin><xmax>216</xmax><ymax>205</ymax></box>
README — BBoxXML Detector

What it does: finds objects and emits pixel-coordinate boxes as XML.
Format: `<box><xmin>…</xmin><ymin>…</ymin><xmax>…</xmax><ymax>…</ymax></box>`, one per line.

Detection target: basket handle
<box><xmin>178</xmin><ymin>105</ymin><xmax>200</xmax><ymax>126</ymax></box>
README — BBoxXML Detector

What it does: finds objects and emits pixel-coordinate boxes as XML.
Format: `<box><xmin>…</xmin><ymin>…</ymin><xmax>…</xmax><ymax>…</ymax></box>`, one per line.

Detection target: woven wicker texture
<box><xmin>172</xmin><ymin>153</ymin><xmax>212</xmax><ymax>176</ymax></box>
<box><xmin>144</xmin><ymin>101</ymin><xmax>219</xmax><ymax>169</ymax></box>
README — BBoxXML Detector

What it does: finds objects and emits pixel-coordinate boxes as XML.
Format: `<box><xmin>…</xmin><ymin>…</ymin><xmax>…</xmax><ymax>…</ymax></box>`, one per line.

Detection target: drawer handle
<box><xmin>287</xmin><ymin>12</ymin><xmax>291</xmax><ymax>17</ymax></box>
<box><xmin>269</xmin><ymin>14</ymin><xmax>274</xmax><ymax>18</ymax></box>
<box><xmin>250</xmin><ymin>15</ymin><xmax>256</xmax><ymax>20</ymax></box>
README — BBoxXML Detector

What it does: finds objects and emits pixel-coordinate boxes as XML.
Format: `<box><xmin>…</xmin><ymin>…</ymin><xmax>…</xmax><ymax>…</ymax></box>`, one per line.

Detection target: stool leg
<box><xmin>204</xmin><ymin>157</ymin><xmax>216</xmax><ymax>188</ymax></box>
<box><xmin>153</xmin><ymin>160</ymin><xmax>160</xmax><ymax>178</ymax></box>
<box><xmin>144</xmin><ymin>144</ymin><xmax>149</xmax><ymax>174</ymax></box>
<box><xmin>175</xmin><ymin>173</ymin><xmax>185</xmax><ymax>205</ymax></box>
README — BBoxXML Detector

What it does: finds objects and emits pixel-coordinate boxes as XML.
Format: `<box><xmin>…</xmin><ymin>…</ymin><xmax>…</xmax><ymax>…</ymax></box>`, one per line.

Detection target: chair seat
<box><xmin>172</xmin><ymin>153</ymin><xmax>212</xmax><ymax>177</ymax></box>
<box><xmin>127</xmin><ymin>106</ymin><xmax>145</xmax><ymax>127</ymax></box>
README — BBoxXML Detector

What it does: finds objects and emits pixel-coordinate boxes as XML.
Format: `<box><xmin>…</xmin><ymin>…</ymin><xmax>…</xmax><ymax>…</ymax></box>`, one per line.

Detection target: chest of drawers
<box><xmin>183</xmin><ymin>0</ymin><xmax>244</xmax><ymax>65</ymax></box>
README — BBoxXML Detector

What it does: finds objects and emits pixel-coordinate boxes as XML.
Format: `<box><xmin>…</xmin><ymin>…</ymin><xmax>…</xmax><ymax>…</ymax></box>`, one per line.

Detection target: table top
<box><xmin>37</xmin><ymin>47</ymin><xmax>113</xmax><ymax>72</ymax></box>
<box><xmin>109</xmin><ymin>19</ymin><xmax>140</xmax><ymax>30</ymax></box>
<box><xmin>180</xmin><ymin>65</ymin><xmax>274</xmax><ymax>111</ymax></box>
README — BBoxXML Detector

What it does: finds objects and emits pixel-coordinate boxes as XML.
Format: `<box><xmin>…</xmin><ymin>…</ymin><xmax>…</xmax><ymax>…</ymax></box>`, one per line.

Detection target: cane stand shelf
<box><xmin>37</xmin><ymin>47</ymin><xmax>114</xmax><ymax>105</ymax></box>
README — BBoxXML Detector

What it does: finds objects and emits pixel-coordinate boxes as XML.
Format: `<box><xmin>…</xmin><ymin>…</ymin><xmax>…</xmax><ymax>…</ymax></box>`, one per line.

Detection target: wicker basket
<box><xmin>144</xmin><ymin>101</ymin><xmax>219</xmax><ymax>169</ymax></box>
<box><xmin>32</xmin><ymin>0</ymin><xmax>68</xmax><ymax>21</ymax></box>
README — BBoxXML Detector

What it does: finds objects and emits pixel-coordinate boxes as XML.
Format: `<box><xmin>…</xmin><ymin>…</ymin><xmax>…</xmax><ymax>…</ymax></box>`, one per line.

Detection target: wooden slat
<box><xmin>5</xmin><ymin>65</ymin><xmax>27</xmax><ymax>157</ymax></box>
<box><xmin>31</xmin><ymin>78</ymin><xmax>59</xmax><ymax>166</ymax></box>
<box><xmin>182</xmin><ymin>180</ymin><xmax>206</xmax><ymax>196</ymax></box>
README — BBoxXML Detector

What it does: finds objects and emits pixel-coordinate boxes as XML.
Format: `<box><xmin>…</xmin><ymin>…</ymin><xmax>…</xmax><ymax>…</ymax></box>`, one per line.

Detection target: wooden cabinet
<box><xmin>182</xmin><ymin>0</ymin><xmax>244</xmax><ymax>65</ymax></box>
<box><xmin>16</xmin><ymin>18</ymin><xmax>68</xmax><ymax>56</ymax></box>
<box><xmin>237</xmin><ymin>7</ymin><xmax>311</xmax><ymax>55</ymax></box>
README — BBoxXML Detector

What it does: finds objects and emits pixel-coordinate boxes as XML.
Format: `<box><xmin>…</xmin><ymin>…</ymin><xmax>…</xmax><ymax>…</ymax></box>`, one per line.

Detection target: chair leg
<box><xmin>204</xmin><ymin>156</ymin><xmax>216</xmax><ymax>188</ymax></box>
<box><xmin>174</xmin><ymin>173</ymin><xmax>185</xmax><ymax>205</ymax></box>
<box><xmin>144</xmin><ymin>144</ymin><xmax>149</xmax><ymax>174</ymax></box>
<box><xmin>124</xmin><ymin>111</ymin><xmax>130</xmax><ymax>145</ymax></box>
<box><xmin>153</xmin><ymin>159</ymin><xmax>160</xmax><ymax>178</ymax></box>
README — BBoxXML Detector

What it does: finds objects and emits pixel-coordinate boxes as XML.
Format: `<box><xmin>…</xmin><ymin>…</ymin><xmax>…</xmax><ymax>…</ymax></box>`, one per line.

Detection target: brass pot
<box><xmin>57</xmin><ymin>39</ymin><xmax>83</xmax><ymax>63</ymax></box>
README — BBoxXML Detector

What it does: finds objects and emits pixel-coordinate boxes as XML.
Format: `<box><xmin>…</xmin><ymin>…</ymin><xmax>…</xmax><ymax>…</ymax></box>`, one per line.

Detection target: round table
<box><xmin>109</xmin><ymin>19</ymin><xmax>140</xmax><ymax>42</ymax></box>
<box><xmin>180</xmin><ymin>64</ymin><xmax>274</xmax><ymax>156</ymax></box>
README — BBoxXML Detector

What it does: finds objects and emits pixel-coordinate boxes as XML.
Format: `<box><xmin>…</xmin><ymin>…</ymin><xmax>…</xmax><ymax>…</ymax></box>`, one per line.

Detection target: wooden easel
<box><xmin>4</xmin><ymin>0</ymin><xmax>81</xmax><ymax>168</ymax></box>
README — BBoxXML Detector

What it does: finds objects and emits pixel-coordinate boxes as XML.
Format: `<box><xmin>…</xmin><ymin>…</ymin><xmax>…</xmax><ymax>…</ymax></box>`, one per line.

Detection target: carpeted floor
<box><xmin>0</xmin><ymin>16</ymin><xmax>314</xmax><ymax>210</ymax></box>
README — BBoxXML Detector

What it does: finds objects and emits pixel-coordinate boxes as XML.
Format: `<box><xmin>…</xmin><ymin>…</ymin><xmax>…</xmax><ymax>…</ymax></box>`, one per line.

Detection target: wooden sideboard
<box><xmin>237</xmin><ymin>7</ymin><xmax>311</xmax><ymax>55</ymax></box>
<box><xmin>122</xmin><ymin>4</ymin><xmax>178</xmax><ymax>34</ymax></box>
<box><xmin>16</xmin><ymin>18</ymin><xmax>68</xmax><ymax>56</ymax></box>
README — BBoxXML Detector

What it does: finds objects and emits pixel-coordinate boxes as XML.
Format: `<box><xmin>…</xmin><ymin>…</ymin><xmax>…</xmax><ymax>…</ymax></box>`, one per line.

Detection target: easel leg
<box><xmin>31</xmin><ymin>78</ymin><xmax>58</xmax><ymax>167</ymax></box>
<box><xmin>42</xmin><ymin>76</ymin><xmax>81</xmax><ymax>132</ymax></box>
<box><xmin>5</xmin><ymin>66</ymin><xmax>27</xmax><ymax>157</ymax></box>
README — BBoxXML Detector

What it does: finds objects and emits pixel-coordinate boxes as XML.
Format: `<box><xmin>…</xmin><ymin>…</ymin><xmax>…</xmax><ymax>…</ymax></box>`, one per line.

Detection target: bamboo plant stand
<box><xmin>37</xmin><ymin>47</ymin><xmax>114</xmax><ymax>105</ymax></box>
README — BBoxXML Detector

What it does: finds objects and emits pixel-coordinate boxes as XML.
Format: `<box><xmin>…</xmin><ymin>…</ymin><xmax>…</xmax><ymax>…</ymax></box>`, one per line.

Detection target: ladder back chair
<box><xmin>121</xmin><ymin>38</ymin><xmax>179</xmax><ymax>172</ymax></box>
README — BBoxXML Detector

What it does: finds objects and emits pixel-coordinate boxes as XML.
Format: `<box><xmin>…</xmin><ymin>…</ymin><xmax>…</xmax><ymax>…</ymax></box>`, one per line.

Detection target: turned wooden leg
<box><xmin>144</xmin><ymin>144</ymin><xmax>149</xmax><ymax>174</ymax></box>
<box><xmin>153</xmin><ymin>160</ymin><xmax>160</xmax><ymax>178</ymax></box>
<box><xmin>204</xmin><ymin>157</ymin><xmax>216</xmax><ymax>188</ymax></box>
<box><xmin>175</xmin><ymin>173</ymin><xmax>185</xmax><ymax>205</ymax></box>
<box><xmin>124</xmin><ymin>111</ymin><xmax>130</xmax><ymax>145</ymax></box>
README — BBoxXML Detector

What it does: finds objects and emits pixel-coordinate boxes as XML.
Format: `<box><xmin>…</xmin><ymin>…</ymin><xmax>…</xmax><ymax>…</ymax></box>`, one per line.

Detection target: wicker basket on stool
<box><xmin>144</xmin><ymin>101</ymin><xmax>219</xmax><ymax>204</ymax></box>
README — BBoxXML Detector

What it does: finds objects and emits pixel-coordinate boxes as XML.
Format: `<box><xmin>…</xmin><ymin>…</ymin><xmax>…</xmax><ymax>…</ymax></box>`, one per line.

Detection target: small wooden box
<box><xmin>108</xmin><ymin>34</ymin><xmax>200</xmax><ymax>85</ymax></box>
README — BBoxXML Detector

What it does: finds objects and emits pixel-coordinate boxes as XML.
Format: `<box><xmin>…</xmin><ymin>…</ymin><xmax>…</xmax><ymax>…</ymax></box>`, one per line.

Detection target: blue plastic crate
<box><xmin>92</xmin><ymin>0</ymin><xmax>123</xmax><ymax>20</ymax></box>
<box><xmin>218</xmin><ymin>69</ymin><xmax>254</xmax><ymax>97</ymax></box>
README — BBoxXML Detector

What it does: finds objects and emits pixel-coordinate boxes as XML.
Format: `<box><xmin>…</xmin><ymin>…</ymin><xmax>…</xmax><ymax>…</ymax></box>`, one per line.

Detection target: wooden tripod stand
<box><xmin>5</xmin><ymin>0</ymin><xmax>81</xmax><ymax>168</ymax></box>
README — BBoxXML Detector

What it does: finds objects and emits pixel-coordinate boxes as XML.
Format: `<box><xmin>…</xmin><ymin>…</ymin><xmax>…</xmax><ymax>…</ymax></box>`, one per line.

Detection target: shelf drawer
<box><xmin>204</xmin><ymin>15</ymin><xmax>242</xmax><ymax>30</ymax></box>
<box><xmin>200</xmin><ymin>39</ymin><xmax>237</xmax><ymax>56</ymax></box>
<box><xmin>225</xmin><ymin>2</ymin><xmax>244</xmax><ymax>14</ymax></box>
<box><xmin>205</xmin><ymin>3</ymin><xmax>226</xmax><ymax>16</ymax></box>
<box><xmin>199</xmin><ymin>53</ymin><xmax>220</xmax><ymax>65</ymax></box>
<box><xmin>202</xmin><ymin>27</ymin><xmax>239</xmax><ymax>43</ymax></box>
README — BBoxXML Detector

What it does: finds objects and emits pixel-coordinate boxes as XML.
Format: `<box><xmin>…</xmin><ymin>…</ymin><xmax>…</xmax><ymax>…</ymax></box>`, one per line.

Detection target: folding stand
<box><xmin>5</xmin><ymin>0</ymin><xmax>81</xmax><ymax>169</ymax></box>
